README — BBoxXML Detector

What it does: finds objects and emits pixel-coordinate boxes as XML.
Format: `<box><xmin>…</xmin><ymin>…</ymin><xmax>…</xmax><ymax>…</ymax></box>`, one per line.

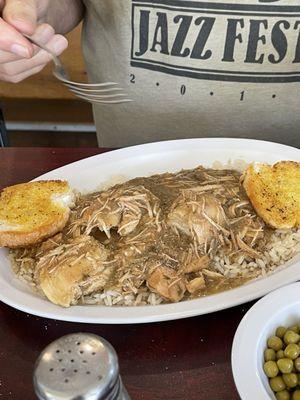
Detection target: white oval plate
<box><xmin>232</xmin><ymin>282</ymin><xmax>300</xmax><ymax>400</ymax></box>
<box><xmin>0</xmin><ymin>138</ymin><xmax>299</xmax><ymax>324</ymax></box>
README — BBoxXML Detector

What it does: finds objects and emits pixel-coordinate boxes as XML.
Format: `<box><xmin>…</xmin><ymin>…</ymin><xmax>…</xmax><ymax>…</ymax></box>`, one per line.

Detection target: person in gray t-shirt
<box><xmin>0</xmin><ymin>0</ymin><xmax>299</xmax><ymax>147</ymax></box>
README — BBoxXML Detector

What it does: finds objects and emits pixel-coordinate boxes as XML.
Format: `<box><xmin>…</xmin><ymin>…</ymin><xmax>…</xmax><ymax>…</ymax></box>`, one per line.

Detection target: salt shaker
<box><xmin>33</xmin><ymin>333</ymin><xmax>131</xmax><ymax>400</ymax></box>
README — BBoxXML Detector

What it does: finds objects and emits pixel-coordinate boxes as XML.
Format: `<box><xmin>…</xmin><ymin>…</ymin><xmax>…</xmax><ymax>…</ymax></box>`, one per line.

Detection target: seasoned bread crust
<box><xmin>0</xmin><ymin>180</ymin><xmax>74</xmax><ymax>248</ymax></box>
<box><xmin>242</xmin><ymin>161</ymin><xmax>300</xmax><ymax>229</ymax></box>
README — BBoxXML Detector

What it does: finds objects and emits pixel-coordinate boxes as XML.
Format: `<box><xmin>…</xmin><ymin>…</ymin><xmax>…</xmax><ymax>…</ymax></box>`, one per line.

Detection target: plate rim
<box><xmin>35</xmin><ymin>138</ymin><xmax>300</xmax><ymax>180</ymax></box>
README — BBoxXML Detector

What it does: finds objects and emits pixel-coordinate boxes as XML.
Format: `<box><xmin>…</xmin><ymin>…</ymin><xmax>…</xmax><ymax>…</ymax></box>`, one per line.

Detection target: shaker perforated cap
<box><xmin>33</xmin><ymin>333</ymin><xmax>122</xmax><ymax>400</ymax></box>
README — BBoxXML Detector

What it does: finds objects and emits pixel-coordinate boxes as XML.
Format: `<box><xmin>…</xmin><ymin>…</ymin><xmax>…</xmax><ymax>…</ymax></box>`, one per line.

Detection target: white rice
<box><xmin>81</xmin><ymin>229</ymin><xmax>300</xmax><ymax>306</ymax></box>
<box><xmin>212</xmin><ymin>229</ymin><xmax>300</xmax><ymax>280</ymax></box>
<box><xmin>83</xmin><ymin>289</ymin><xmax>164</xmax><ymax>307</ymax></box>
<box><xmin>11</xmin><ymin>228</ymin><xmax>300</xmax><ymax>307</ymax></box>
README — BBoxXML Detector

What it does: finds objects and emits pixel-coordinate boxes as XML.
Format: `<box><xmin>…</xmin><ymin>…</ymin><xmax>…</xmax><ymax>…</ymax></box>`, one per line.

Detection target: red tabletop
<box><xmin>0</xmin><ymin>148</ymin><xmax>249</xmax><ymax>400</ymax></box>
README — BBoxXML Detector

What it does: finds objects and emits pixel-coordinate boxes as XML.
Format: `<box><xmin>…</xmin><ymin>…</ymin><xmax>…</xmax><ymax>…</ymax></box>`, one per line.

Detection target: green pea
<box><xmin>265</xmin><ymin>348</ymin><xmax>276</xmax><ymax>361</ymax></box>
<box><xmin>268</xmin><ymin>336</ymin><xmax>284</xmax><ymax>351</ymax></box>
<box><xmin>264</xmin><ymin>361</ymin><xmax>279</xmax><ymax>378</ymax></box>
<box><xmin>284</xmin><ymin>344</ymin><xmax>300</xmax><ymax>360</ymax></box>
<box><xmin>276</xmin><ymin>327</ymin><xmax>288</xmax><ymax>338</ymax></box>
<box><xmin>276</xmin><ymin>390</ymin><xmax>290</xmax><ymax>400</ymax></box>
<box><xmin>288</xmin><ymin>325</ymin><xmax>299</xmax><ymax>333</ymax></box>
<box><xmin>277</xmin><ymin>350</ymin><xmax>285</xmax><ymax>360</ymax></box>
<box><xmin>270</xmin><ymin>376</ymin><xmax>286</xmax><ymax>392</ymax></box>
<box><xmin>292</xmin><ymin>390</ymin><xmax>300</xmax><ymax>400</ymax></box>
<box><xmin>282</xmin><ymin>373</ymin><xmax>298</xmax><ymax>388</ymax></box>
<box><xmin>277</xmin><ymin>359</ymin><xmax>294</xmax><ymax>374</ymax></box>
<box><xmin>284</xmin><ymin>331</ymin><xmax>300</xmax><ymax>345</ymax></box>
<box><xmin>294</xmin><ymin>357</ymin><xmax>300</xmax><ymax>372</ymax></box>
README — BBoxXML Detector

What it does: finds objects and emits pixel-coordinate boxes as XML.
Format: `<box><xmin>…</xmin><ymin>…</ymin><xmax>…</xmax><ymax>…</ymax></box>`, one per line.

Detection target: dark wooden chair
<box><xmin>0</xmin><ymin>104</ymin><xmax>9</xmax><ymax>147</ymax></box>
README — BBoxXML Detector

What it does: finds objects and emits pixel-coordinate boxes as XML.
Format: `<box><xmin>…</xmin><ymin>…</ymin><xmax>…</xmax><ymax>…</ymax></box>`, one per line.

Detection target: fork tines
<box><xmin>64</xmin><ymin>82</ymin><xmax>132</xmax><ymax>104</ymax></box>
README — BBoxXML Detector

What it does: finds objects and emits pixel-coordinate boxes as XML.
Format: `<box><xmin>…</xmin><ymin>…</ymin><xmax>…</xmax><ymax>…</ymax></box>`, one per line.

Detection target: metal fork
<box><xmin>24</xmin><ymin>34</ymin><xmax>132</xmax><ymax>104</ymax></box>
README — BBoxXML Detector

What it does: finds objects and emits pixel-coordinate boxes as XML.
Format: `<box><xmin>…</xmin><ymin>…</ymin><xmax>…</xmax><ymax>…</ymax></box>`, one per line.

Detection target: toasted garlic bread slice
<box><xmin>242</xmin><ymin>161</ymin><xmax>300</xmax><ymax>229</ymax></box>
<box><xmin>0</xmin><ymin>180</ymin><xmax>75</xmax><ymax>248</ymax></box>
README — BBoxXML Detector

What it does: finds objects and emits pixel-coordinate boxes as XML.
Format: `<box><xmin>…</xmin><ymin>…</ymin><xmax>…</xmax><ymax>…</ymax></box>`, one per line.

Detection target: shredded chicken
<box><xmin>186</xmin><ymin>275</ymin><xmax>206</xmax><ymax>294</ymax></box>
<box><xmin>10</xmin><ymin>165</ymin><xmax>270</xmax><ymax>307</ymax></box>
<box><xmin>147</xmin><ymin>265</ymin><xmax>186</xmax><ymax>302</ymax></box>
<box><xmin>168</xmin><ymin>193</ymin><xmax>228</xmax><ymax>250</ymax></box>
<box><xmin>77</xmin><ymin>186</ymin><xmax>160</xmax><ymax>238</ymax></box>
<box><xmin>36</xmin><ymin>235</ymin><xmax>111</xmax><ymax>307</ymax></box>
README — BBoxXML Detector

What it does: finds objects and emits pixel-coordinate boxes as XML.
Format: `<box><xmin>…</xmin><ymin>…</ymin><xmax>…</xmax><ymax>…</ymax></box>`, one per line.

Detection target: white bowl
<box><xmin>232</xmin><ymin>282</ymin><xmax>300</xmax><ymax>400</ymax></box>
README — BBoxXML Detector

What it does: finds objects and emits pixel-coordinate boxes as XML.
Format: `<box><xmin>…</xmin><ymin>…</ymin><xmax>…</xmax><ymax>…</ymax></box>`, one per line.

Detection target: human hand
<box><xmin>0</xmin><ymin>0</ymin><xmax>68</xmax><ymax>83</ymax></box>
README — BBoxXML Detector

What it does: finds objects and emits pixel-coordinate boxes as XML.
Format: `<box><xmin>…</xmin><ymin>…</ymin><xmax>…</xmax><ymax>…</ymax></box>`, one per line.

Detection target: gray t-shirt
<box><xmin>82</xmin><ymin>0</ymin><xmax>300</xmax><ymax>147</ymax></box>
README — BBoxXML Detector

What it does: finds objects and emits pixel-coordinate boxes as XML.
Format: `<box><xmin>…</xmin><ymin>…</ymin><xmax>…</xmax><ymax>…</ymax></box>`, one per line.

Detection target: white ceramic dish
<box><xmin>0</xmin><ymin>138</ymin><xmax>299</xmax><ymax>324</ymax></box>
<box><xmin>232</xmin><ymin>282</ymin><xmax>300</xmax><ymax>400</ymax></box>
